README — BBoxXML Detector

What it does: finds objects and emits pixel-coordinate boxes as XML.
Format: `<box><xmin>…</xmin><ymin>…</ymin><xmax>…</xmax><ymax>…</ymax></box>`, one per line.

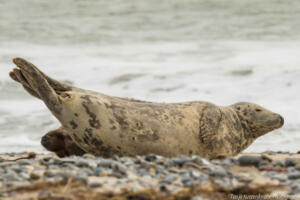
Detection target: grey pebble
<box><xmin>266</xmin><ymin>151</ymin><xmax>277</xmax><ymax>155</ymax></box>
<box><xmin>190</xmin><ymin>170</ymin><xmax>201</xmax><ymax>178</ymax></box>
<box><xmin>109</xmin><ymin>172</ymin><xmax>125</xmax><ymax>179</ymax></box>
<box><xmin>88</xmin><ymin>182</ymin><xmax>102</xmax><ymax>188</ymax></box>
<box><xmin>43</xmin><ymin>171</ymin><xmax>56</xmax><ymax>178</ymax></box>
<box><xmin>259</xmin><ymin>160</ymin><xmax>270</xmax><ymax>167</ymax></box>
<box><xmin>16</xmin><ymin>160</ymin><xmax>32</xmax><ymax>165</ymax></box>
<box><xmin>93</xmin><ymin>167</ymin><xmax>106</xmax><ymax>176</ymax></box>
<box><xmin>38</xmin><ymin>191</ymin><xmax>52</xmax><ymax>199</ymax></box>
<box><xmin>192</xmin><ymin>196</ymin><xmax>204</xmax><ymax>200</ymax></box>
<box><xmin>273</xmin><ymin>160</ymin><xmax>285</xmax><ymax>167</ymax></box>
<box><xmin>98</xmin><ymin>159</ymin><xmax>115</xmax><ymax>168</ymax></box>
<box><xmin>4</xmin><ymin>169</ymin><xmax>23</xmax><ymax>181</ymax></box>
<box><xmin>209</xmin><ymin>167</ymin><xmax>228</xmax><ymax>177</ymax></box>
<box><xmin>145</xmin><ymin>154</ymin><xmax>157</xmax><ymax>162</ymax></box>
<box><xmin>288</xmin><ymin>172</ymin><xmax>300</xmax><ymax>180</ymax></box>
<box><xmin>112</xmin><ymin>162</ymin><xmax>127</xmax><ymax>174</ymax></box>
<box><xmin>181</xmin><ymin>173</ymin><xmax>193</xmax><ymax>185</ymax></box>
<box><xmin>238</xmin><ymin>155</ymin><xmax>261</xmax><ymax>167</ymax></box>
<box><xmin>161</xmin><ymin>174</ymin><xmax>178</xmax><ymax>184</ymax></box>
<box><xmin>82</xmin><ymin>153</ymin><xmax>95</xmax><ymax>159</ymax></box>
<box><xmin>288</xmin><ymin>167</ymin><xmax>296</xmax><ymax>173</ymax></box>
<box><xmin>19</xmin><ymin>172</ymin><xmax>30</xmax><ymax>179</ymax></box>
<box><xmin>285</xmin><ymin>158</ymin><xmax>295</xmax><ymax>167</ymax></box>
<box><xmin>289</xmin><ymin>181</ymin><xmax>300</xmax><ymax>194</ymax></box>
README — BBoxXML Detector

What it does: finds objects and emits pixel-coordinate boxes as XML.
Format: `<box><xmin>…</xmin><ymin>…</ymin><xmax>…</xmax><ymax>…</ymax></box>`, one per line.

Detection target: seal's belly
<box><xmin>65</xmin><ymin>95</ymin><xmax>204</xmax><ymax>157</ymax></box>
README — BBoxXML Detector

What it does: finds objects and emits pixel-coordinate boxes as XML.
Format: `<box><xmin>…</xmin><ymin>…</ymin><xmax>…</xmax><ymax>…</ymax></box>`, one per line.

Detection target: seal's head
<box><xmin>230</xmin><ymin>102</ymin><xmax>284</xmax><ymax>138</ymax></box>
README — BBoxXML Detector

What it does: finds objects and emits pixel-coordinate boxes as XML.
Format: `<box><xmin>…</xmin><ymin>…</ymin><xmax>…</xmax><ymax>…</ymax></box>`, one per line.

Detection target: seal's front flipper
<box><xmin>12</xmin><ymin>58</ymin><xmax>63</xmax><ymax>115</ymax></box>
<box><xmin>41</xmin><ymin>128</ymin><xmax>86</xmax><ymax>157</ymax></box>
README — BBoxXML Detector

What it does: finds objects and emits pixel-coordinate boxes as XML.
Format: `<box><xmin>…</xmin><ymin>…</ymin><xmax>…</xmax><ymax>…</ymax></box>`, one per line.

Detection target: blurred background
<box><xmin>0</xmin><ymin>0</ymin><xmax>299</xmax><ymax>153</ymax></box>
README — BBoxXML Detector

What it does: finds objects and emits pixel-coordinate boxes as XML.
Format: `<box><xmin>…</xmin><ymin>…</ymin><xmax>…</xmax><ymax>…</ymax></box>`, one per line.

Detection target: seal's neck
<box><xmin>221</xmin><ymin>107</ymin><xmax>255</xmax><ymax>154</ymax></box>
<box><xmin>234</xmin><ymin>111</ymin><xmax>258</xmax><ymax>147</ymax></box>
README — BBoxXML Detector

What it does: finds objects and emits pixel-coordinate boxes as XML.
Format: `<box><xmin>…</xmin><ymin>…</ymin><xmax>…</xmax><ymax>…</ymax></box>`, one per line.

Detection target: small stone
<box><xmin>27</xmin><ymin>152</ymin><xmax>36</xmax><ymax>158</ymax></box>
<box><xmin>288</xmin><ymin>172</ymin><xmax>300</xmax><ymax>180</ymax></box>
<box><xmin>109</xmin><ymin>172</ymin><xmax>124</xmax><ymax>179</ymax></box>
<box><xmin>191</xmin><ymin>170</ymin><xmax>201</xmax><ymax>178</ymax></box>
<box><xmin>30</xmin><ymin>172</ymin><xmax>41</xmax><ymax>180</ymax></box>
<box><xmin>88</xmin><ymin>182</ymin><xmax>102</xmax><ymax>188</ymax></box>
<box><xmin>16</xmin><ymin>160</ymin><xmax>31</xmax><ymax>165</ymax></box>
<box><xmin>19</xmin><ymin>172</ymin><xmax>30</xmax><ymax>179</ymax></box>
<box><xmin>162</xmin><ymin>174</ymin><xmax>178</xmax><ymax>184</ymax></box>
<box><xmin>235</xmin><ymin>175</ymin><xmax>252</xmax><ymax>183</ymax></box>
<box><xmin>168</xmin><ymin>167</ymin><xmax>180</xmax><ymax>173</ymax></box>
<box><xmin>119</xmin><ymin>157</ymin><xmax>134</xmax><ymax>165</ymax></box>
<box><xmin>209</xmin><ymin>167</ymin><xmax>227</xmax><ymax>177</ymax></box>
<box><xmin>266</xmin><ymin>151</ymin><xmax>277</xmax><ymax>155</ymax></box>
<box><xmin>181</xmin><ymin>173</ymin><xmax>192</xmax><ymax>185</ymax></box>
<box><xmin>238</xmin><ymin>155</ymin><xmax>262</xmax><ymax>167</ymax></box>
<box><xmin>159</xmin><ymin>184</ymin><xmax>168</xmax><ymax>192</ymax></box>
<box><xmin>182</xmin><ymin>179</ymin><xmax>195</xmax><ymax>187</ymax></box>
<box><xmin>5</xmin><ymin>169</ymin><xmax>22</xmax><ymax>181</ymax></box>
<box><xmin>266</xmin><ymin>171</ymin><xmax>276</xmax><ymax>177</ymax></box>
<box><xmin>295</xmin><ymin>164</ymin><xmax>300</xmax><ymax>171</ymax></box>
<box><xmin>155</xmin><ymin>165</ymin><xmax>167</xmax><ymax>175</ymax></box>
<box><xmin>170</xmin><ymin>156</ymin><xmax>193</xmax><ymax>167</ymax></box>
<box><xmin>273</xmin><ymin>160</ymin><xmax>285</xmax><ymax>167</ymax></box>
<box><xmin>76</xmin><ymin>161</ymin><xmax>89</xmax><ymax>168</ymax></box>
<box><xmin>259</xmin><ymin>160</ymin><xmax>271</xmax><ymax>166</ymax></box>
<box><xmin>290</xmin><ymin>181</ymin><xmax>300</xmax><ymax>194</ymax></box>
<box><xmin>112</xmin><ymin>163</ymin><xmax>127</xmax><ymax>174</ymax></box>
<box><xmin>192</xmin><ymin>196</ymin><xmax>204</xmax><ymax>200</ymax></box>
<box><xmin>221</xmin><ymin>158</ymin><xmax>238</xmax><ymax>166</ymax></box>
<box><xmin>93</xmin><ymin>167</ymin><xmax>105</xmax><ymax>176</ymax></box>
<box><xmin>285</xmin><ymin>158</ymin><xmax>295</xmax><ymax>167</ymax></box>
<box><xmin>38</xmin><ymin>191</ymin><xmax>52</xmax><ymax>200</ymax></box>
<box><xmin>145</xmin><ymin>154</ymin><xmax>157</xmax><ymax>162</ymax></box>
<box><xmin>52</xmin><ymin>158</ymin><xmax>64</xmax><ymax>165</ymax></box>
<box><xmin>287</xmin><ymin>167</ymin><xmax>296</xmax><ymax>173</ymax></box>
<box><xmin>43</xmin><ymin>170</ymin><xmax>56</xmax><ymax>178</ymax></box>
<box><xmin>98</xmin><ymin>159</ymin><xmax>115</xmax><ymax>168</ymax></box>
<box><xmin>83</xmin><ymin>153</ymin><xmax>95</xmax><ymax>159</ymax></box>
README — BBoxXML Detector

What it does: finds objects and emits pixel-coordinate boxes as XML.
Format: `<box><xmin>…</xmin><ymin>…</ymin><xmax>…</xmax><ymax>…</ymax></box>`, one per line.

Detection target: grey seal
<box><xmin>9</xmin><ymin>58</ymin><xmax>284</xmax><ymax>158</ymax></box>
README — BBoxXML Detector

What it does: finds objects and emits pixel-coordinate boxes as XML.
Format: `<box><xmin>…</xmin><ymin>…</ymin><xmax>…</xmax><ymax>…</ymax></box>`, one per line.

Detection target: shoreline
<box><xmin>0</xmin><ymin>152</ymin><xmax>299</xmax><ymax>199</ymax></box>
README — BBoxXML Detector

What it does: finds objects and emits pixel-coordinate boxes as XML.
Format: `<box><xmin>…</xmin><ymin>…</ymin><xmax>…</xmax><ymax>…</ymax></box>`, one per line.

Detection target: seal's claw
<box><xmin>11</xmin><ymin>68</ymin><xmax>41</xmax><ymax>99</ymax></box>
<box><xmin>9</xmin><ymin>70</ymin><xmax>19</xmax><ymax>83</ymax></box>
<box><xmin>13</xmin><ymin>68</ymin><xmax>29</xmax><ymax>87</ymax></box>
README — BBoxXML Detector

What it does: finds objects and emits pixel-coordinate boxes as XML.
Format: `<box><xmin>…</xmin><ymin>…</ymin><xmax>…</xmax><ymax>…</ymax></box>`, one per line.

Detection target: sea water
<box><xmin>0</xmin><ymin>0</ymin><xmax>299</xmax><ymax>153</ymax></box>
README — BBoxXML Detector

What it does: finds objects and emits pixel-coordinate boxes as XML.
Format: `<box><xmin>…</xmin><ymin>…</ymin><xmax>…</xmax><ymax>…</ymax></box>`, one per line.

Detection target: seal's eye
<box><xmin>61</xmin><ymin>93</ymin><xmax>71</xmax><ymax>98</ymax></box>
<box><xmin>255</xmin><ymin>109</ymin><xmax>262</xmax><ymax>112</ymax></box>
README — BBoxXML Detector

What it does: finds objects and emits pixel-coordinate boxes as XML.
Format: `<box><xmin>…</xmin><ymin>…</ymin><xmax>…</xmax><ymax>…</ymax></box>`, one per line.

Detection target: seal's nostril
<box><xmin>280</xmin><ymin>116</ymin><xmax>284</xmax><ymax>125</ymax></box>
<box><xmin>41</xmin><ymin>136</ymin><xmax>50</xmax><ymax>147</ymax></box>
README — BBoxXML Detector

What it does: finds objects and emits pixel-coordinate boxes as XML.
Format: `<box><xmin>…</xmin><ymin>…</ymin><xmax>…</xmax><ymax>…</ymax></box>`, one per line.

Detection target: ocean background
<box><xmin>0</xmin><ymin>0</ymin><xmax>299</xmax><ymax>154</ymax></box>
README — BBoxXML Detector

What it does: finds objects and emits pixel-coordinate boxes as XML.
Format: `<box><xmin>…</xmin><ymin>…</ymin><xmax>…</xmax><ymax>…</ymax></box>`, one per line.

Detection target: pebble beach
<box><xmin>1</xmin><ymin>152</ymin><xmax>300</xmax><ymax>200</ymax></box>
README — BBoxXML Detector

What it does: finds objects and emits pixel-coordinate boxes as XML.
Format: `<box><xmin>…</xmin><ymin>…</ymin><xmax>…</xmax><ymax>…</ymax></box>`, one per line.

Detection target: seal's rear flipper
<box><xmin>10</xmin><ymin>68</ymin><xmax>41</xmax><ymax>99</ymax></box>
<box><xmin>10</xmin><ymin>58</ymin><xmax>72</xmax><ymax>93</ymax></box>
<box><xmin>12</xmin><ymin>58</ymin><xmax>63</xmax><ymax>115</ymax></box>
